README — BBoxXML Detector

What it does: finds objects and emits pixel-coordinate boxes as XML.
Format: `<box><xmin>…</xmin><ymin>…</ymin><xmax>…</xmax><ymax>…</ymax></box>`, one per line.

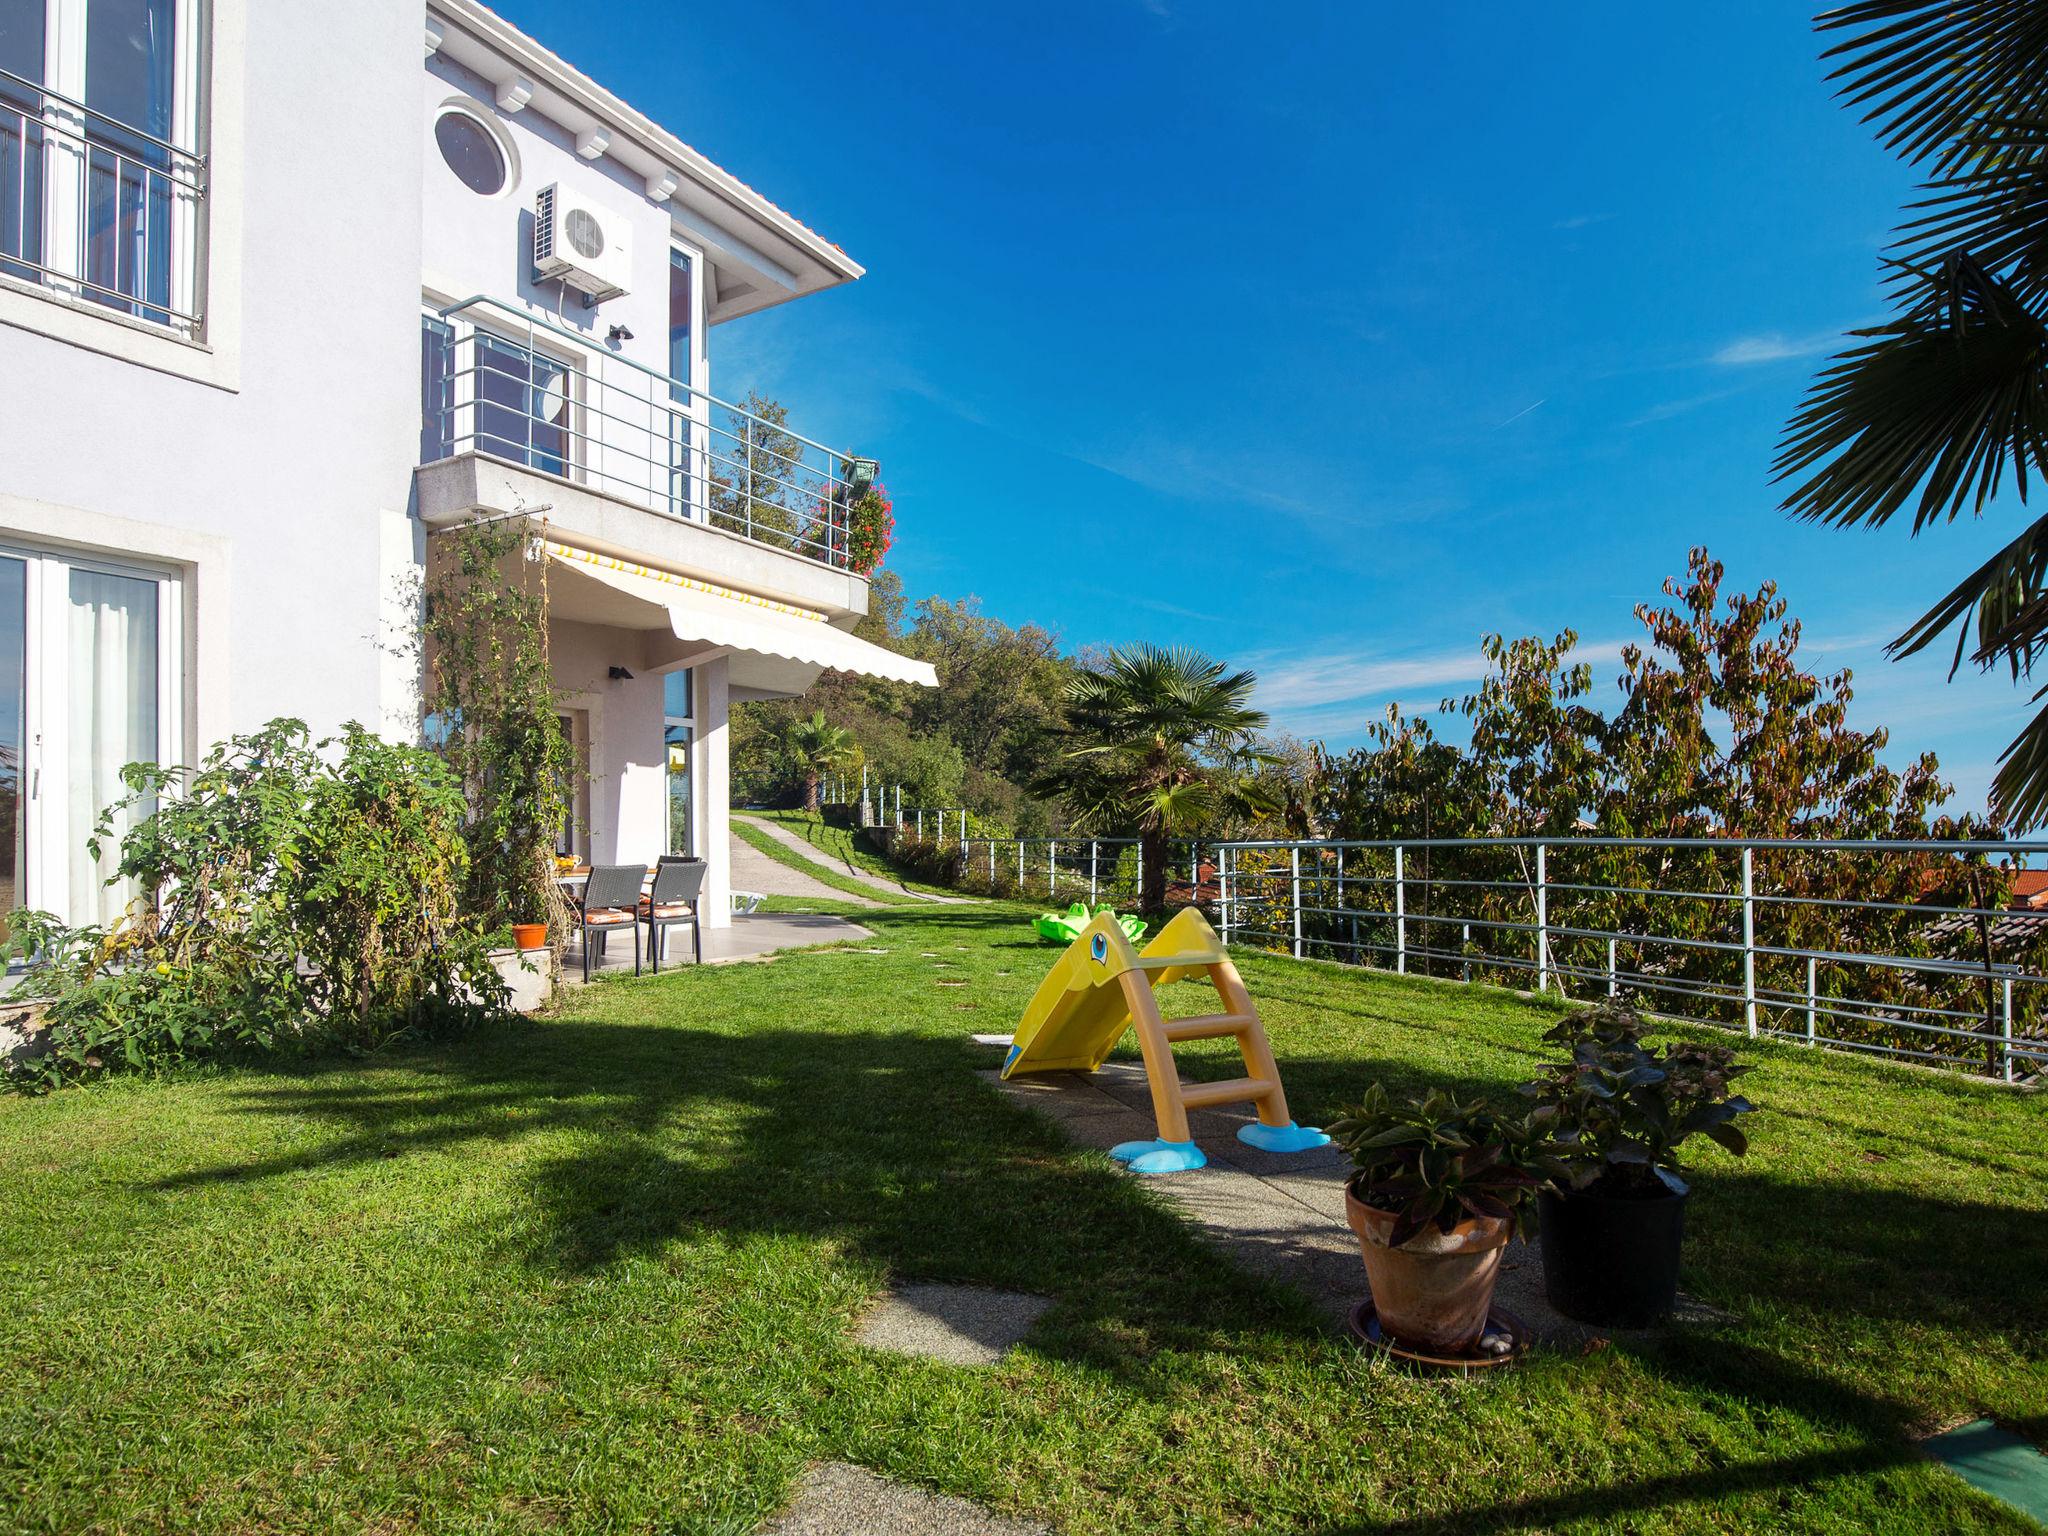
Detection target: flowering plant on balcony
<box><xmin>845</xmin><ymin>484</ymin><xmax>894</xmax><ymax>575</ymax></box>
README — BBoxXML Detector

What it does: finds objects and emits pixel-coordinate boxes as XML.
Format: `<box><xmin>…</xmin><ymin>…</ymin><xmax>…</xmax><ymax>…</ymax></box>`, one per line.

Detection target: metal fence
<box><xmin>0</xmin><ymin>65</ymin><xmax>207</xmax><ymax>335</ymax></box>
<box><xmin>423</xmin><ymin>295</ymin><xmax>874</xmax><ymax>570</ymax></box>
<box><xmin>1212</xmin><ymin>837</ymin><xmax>2048</xmax><ymax>1082</ymax></box>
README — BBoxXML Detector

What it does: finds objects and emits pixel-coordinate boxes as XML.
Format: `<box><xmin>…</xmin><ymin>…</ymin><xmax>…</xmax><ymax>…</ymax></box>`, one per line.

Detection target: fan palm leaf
<box><xmin>1779</xmin><ymin>2</ymin><xmax>2048</xmax><ymax>824</ymax></box>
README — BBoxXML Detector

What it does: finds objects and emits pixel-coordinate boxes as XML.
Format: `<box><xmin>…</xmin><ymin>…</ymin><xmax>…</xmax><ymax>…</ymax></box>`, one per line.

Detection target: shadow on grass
<box><xmin>148</xmin><ymin>1000</ymin><xmax>1324</xmax><ymax>1382</ymax></box>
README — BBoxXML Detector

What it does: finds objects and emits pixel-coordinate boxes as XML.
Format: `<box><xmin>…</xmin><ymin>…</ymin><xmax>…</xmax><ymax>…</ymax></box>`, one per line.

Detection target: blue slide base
<box><xmin>1236</xmin><ymin>1121</ymin><xmax>1333</xmax><ymax>1154</ymax></box>
<box><xmin>1109</xmin><ymin>1137</ymin><xmax>1207</xmax><ymax>1174</ymax></box>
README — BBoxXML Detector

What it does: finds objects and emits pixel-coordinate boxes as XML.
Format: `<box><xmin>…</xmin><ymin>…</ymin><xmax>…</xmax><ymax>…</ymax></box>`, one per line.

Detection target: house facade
<box><xmin>0</xmin><ymin>0</ymin><xmax>928</xmax><ymax>932</ymax></box>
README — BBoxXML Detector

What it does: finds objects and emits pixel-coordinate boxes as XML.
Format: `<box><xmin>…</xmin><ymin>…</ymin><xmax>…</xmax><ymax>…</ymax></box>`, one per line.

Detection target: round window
<box><xmin>435</xmin><ymin>110</ymin><xmax>508</xmax><ymax>196</ymax></box>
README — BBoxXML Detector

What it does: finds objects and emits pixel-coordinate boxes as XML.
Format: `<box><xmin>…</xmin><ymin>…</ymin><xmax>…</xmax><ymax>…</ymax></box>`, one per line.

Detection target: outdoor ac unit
<box><xmin>533</xmin><ymin>183</ymin><xmax>632</xmax><ymax>303</ymax></box>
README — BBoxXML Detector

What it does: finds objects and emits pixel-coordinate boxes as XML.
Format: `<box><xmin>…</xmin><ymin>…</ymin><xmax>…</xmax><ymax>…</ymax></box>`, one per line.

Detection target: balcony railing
<box><xmin>422</xmin><ymin>295</ymin><xmax>875</xmax><ymax>572</ymax></box>
<box><xmin>0</xmin><ymin>66</ymin><xmax>207</xmax><ymax>334</ymax></box>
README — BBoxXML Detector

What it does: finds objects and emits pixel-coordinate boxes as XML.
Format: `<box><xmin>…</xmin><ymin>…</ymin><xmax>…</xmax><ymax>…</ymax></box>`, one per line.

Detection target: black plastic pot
<box><xmin>1537</xmin><ymin>1186</ymin><xmax>1687</xmax><ymax>1327</ymax></box>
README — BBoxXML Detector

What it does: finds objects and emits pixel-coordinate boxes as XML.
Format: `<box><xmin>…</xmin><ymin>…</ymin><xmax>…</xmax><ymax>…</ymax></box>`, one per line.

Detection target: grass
<box><xmin>1</xmin><ymin>902</ymin><xmax>2043</xmax><ymax>1533</ymax></box>
<box><xmin>729</xmin><ymin>816</ymin><xmax>920</xmax><ymax>906</ymax></box>
<box><xmin>747</xmin><ymin>807</ymin><xmax>962</xmax><ymax>898</ymax></box>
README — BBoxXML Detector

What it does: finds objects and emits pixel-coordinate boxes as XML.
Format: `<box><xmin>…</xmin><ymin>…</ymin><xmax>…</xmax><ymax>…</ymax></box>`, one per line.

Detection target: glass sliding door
<box><xmin>5</xmin><ymin>546</ymin><xmax>176</xmax><ymax>929</ymax></box>
<box><xmin>0</xmin><ymin>557</ymin><xmax>23</xmax><ymax>931</ymax></box>
<box><xmin>0</xmin><ymin>0</ymin><xmax>47</xmax><ymax>286</ymax></box>
<box><xmin>663</xmin><ymin>669</ymin><xmax>691</xmax><ymax>855</ymax></box>
<box><xmin>64</xmin><ymin>565</ymin><xmax>156</xmax><ymax>926</ymax></box>
<box><xmin>81</xmin><ymin>0</ymin><xmax>176</xmax><ymax>322</ymax></box>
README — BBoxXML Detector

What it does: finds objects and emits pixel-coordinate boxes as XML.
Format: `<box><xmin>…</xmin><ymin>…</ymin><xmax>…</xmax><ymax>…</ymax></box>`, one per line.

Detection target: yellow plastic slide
<box><xmin>1001</xmin><ymin>908</ymin><xmax>1329</xmax><ymax>1173</ymax></box>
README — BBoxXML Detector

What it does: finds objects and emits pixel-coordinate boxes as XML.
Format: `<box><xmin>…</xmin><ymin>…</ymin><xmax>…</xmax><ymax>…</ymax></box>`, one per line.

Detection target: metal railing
<box><xmin>423</xmin><ymin>295</ymin><xmax>874</xmax><ymax>571</ymax></box>
<box><xmin>1211</xmin><ymin>837</ymin><xmax>2048</xmax><ymax>1081</ymax></box>
<box><xmin>0</xmin><ymin>66</ymin><xmax>206</xmax><ymax>334</ymax></box>
<box><xmin>818</xmin><ymin>773</ymin><xmax>1215</xmax><ymax>906</ymax></box>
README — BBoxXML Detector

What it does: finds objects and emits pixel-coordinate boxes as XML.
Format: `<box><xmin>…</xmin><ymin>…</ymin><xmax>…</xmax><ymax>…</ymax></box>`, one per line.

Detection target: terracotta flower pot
<box><xmin>1344</xmin><ymin>1180</ymin><xmax>1511</xmax><ymax>1353</ymax></box>
<box><xmin>512</xmin><ymin>922</ymin><xmax>549</xmax><ymax>952</ymax></box>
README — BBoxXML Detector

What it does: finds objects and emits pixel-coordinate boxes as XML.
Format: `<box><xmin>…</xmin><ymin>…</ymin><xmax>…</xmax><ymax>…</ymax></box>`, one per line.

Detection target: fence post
<box><xmin>1049</xmin><ymin>840</ymin><xmax>1058</xmax><ymax>897</ymax></box>
<box><xmin>1534</xmin><ymin>844</ymin><xmax>1549</xmax><ymax>992</ymax></box>
<box><xmin>1805</xmin><ymin>954</ymin><xmax>1817</xmax><ymax>1046</ymax></box>
<box><xmin>1741</xmin><ymin>845</ymin><xmax>1757</xmax><ymax>1038</ymax></box>
<box><xmin>1089</xmin><ymin>840</ymin><xmax>1099</xmax><ymax>904</ymax></box>
<box><xmin>916</xmin><ymin>808</ymin><xmax>923</xmax><ymax>840</ymax></box>
<box><xmin>1017</xmin><ymin>839</ymin><xmax>1024</xmax><ymax>885</ymax></box>
<box><xmin>1290</xmin><ymin>845</ymin><xmax>1303</xmax><ymax>959</ymax></box>
<box><xmin>1220</xmin><ymin>846</ymin><xmax>1233</xmax><ymax>943</ymax></box>
<box><xmin>1394</xmin><ymin>845</ymin><xmax>1407</xmax><ymax>975</ymax></box>
<box><xmin>988</xmin><ymin>838</ymin><xmax>995</xmax><ymax>885</ymax></box>
<box><xmin>1607</xmin><ymin>937</ymin><xmax>1617</xmax><ymax>999</ymax></box>
<box><xmin>1135</xmin><ymin>841</ymin><xmax>1144</xmax><ymax>905</ymax></box>
<box><xmin>2003</xmin><ymin>972</ymin><xmax>2015</xmax><ymax>1084</ymax></box>
<box><xmin>1462</xmin><ymin>922</ymin><xmax>1472</xmax><ymax>984</ymax></box>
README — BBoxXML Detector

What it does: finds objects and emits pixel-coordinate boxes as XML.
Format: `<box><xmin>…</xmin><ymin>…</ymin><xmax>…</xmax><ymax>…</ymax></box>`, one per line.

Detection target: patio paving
<box><xmin>854</xmin><ymin>1282</ymin><xmax>1052</xmax><ymax>1366</ymax></box>
<box><xmin>979</xmin><ymin>1055</ymin><xmax>1728</xmax><ymax>1345</ymax></box>
<box><xmin>570</xmin><ymin>913</ymin><xmax>873</xmax><ymax>978</ymax></box>
<box><xmin>760</xmin><ymin>1462</ymin><xmax>1053</xmax><ymax>1536</ymax></box>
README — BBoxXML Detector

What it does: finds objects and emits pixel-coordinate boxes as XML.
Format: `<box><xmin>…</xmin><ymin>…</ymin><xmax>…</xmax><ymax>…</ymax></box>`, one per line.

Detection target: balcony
<box><xmin>418</xmin><ymin>296</ymin><xmax>876</xmax><ymax>578</ymax></box>
<box><xmin>0</xmin><ymin>66</ymin><xmax>207</xmax><ymax>336</ymax></box>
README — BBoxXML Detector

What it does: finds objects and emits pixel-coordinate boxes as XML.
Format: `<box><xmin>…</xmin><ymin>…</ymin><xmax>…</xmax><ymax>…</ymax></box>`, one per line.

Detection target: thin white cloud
<box><xmin>1495</xmin><ymin>398</ymin><xmax>1546</xmax><ymax>429</ymax></box>
<box><xmin>1251</xmin><ymin>639</ymin><xmax>1630</xmax><ymax>719</ymax></box>
<box><xmin>1552</xmin><ymin>213</ymin><xmax>1614</xmax><ymax>231</ymax></box>
<box><xmin>1709</xmin><ymin>329</ymin><xmax>1843</xmax><ymax>367</ymax></box>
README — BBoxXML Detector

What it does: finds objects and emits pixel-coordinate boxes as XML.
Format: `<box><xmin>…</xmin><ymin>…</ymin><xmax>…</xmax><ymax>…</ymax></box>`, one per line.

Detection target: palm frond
<box><xmin>1818</xmin><ymin>0</ymin><xmax>2048</xmax><ymax>172</ymax></box>
<box><xmin>1894</xmin><ymin>117</ymin><xmax>2048</xmax><ymax>308</ymax></box>
<box><xmin>1774</xmin><ymin>256</ymin><xmax>2048</xmax><ymax>530</ymax></box>
<box><xmin>1889</xmin><ymin>507</ymin><xmax>2048</xmax><ymax>676</ymax></box>
<box><xmin>1992</xmin><ymin>677</ymin><xmax>2048</xmax><ymax>826</ymax></box>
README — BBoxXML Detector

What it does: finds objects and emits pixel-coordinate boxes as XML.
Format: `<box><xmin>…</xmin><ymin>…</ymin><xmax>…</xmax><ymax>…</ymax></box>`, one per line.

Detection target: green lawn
<box><xmin>1</xmin><ymin>901</ymin><xmax>2042</xmax><ymax>1533</ymax></box>
<box><xmin>747</xmin><ymin>807</ymin><xmax>962</xmax><ymax>898</ymax></box>
<box><xmin>729</xmin><ymin>815</ymin><xmax>921</xmax><ymax>906</ymax></box>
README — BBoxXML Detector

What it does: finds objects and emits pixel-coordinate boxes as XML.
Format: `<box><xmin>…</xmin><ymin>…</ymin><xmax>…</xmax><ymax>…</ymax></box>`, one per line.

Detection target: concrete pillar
<box><xmin>694</xmin><ymin>656</ymin><xmax>732</xmax><ymax>928</ymax></box>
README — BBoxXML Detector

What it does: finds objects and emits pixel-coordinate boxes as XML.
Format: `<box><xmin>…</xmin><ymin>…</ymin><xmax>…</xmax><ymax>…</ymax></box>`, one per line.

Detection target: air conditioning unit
<box><xmin>533</xmin><ymin>183</ymin><xmax>632</xmax><ymax>303</ymax></box>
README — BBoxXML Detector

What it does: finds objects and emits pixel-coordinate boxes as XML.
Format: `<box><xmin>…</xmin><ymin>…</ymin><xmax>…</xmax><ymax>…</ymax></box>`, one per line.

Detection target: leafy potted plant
<box><xmin>1328</xmin><ymin>1083</ymin><xmax>1560</xmax><ymax>1353</ymax></box>
<box><xmin>1522</xmin><ymin>1005</ymin><xmax>1756</xmax><ymax>1326</ymax></box>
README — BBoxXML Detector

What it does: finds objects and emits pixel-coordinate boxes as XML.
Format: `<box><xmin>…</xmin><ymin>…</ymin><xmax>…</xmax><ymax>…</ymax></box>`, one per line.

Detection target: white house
<box><xmin>0</xmin><ymin>0</ymin><xmax>931</xmax><ymax>933</ymax></box>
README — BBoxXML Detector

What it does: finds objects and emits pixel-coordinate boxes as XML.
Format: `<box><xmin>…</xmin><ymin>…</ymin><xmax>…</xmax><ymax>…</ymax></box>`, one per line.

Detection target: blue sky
<box><xmin>498</xmin><ymin>0</ymin><xmax>2038</xmax><ymax>815</ymax></box>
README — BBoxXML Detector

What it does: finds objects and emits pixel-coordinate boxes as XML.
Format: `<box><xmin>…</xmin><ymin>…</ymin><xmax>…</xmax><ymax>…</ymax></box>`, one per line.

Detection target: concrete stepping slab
<box><xmin>981</xmin><ymin>1065</ymin><xmax>1732</xmax><ymax>1346</ymax></box>
<box><xmin>855</xmin><ymin>1282</ymin><xmax>1051</xmax><ymax>1366</ymax></box>
<box><xmin>761</xmin><ymin>1462</ymin><xmax>1053</xmax><ymax>1536</ymax></box>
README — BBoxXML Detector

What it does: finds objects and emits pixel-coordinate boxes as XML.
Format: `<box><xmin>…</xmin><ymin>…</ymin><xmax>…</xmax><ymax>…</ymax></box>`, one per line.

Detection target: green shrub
<box><xmin>6</xmin><ymin>720</ymin><xmax>507</xmax><ymax>1091</ymax></box>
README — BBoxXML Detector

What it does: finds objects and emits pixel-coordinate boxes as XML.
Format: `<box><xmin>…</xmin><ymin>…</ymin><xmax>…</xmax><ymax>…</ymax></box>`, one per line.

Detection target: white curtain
<box><xmin>66</xmin><ymin>570</ymin><xmax>157</xmax><ymax>928</ymax></box>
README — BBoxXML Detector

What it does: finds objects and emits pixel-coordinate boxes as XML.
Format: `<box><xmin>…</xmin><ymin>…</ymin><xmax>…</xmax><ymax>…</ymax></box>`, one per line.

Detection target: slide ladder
<box><xmin>1002</xmin><ymin>908</ymin><xmax>1330</xmax><ymax>1173</ymax></box>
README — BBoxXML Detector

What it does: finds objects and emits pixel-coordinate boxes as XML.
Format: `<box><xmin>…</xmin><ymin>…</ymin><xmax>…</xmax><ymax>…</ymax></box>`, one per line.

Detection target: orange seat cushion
<box><xmin>583</xmin><ymin>909</ymin><xmax>636</xmax><ymax>925</ymax></box>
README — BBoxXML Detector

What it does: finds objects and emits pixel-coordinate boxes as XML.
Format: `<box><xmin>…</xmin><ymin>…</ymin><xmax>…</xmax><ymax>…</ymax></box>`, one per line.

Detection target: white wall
<box><xmin>0</xmin><ymin>0</ymin><xmax>425</xmax><ymax>748</ymax></box>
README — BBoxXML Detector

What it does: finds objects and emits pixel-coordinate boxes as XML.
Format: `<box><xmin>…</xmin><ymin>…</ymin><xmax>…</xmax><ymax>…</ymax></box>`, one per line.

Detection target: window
<box><xmin>475</xmin><ymin>330</ymin><xmax>572</xmax><ymax>476</ymax></box>
<box><xmin>663</xmin><ymin>669</ymin><xmax>692</xmax><ymax>855</ymax></box>
<box><xmin>666</xmin><ymin>245</ymin><xmax>702</xmax><ymax>519</ymax></box>
<box><xmin>433</xmin><ymin>106</ymin><xmax>506</xmax><ymax>197</ymax></box>
<box><xmin>4</xmin><ymin>543</ymin><xmax>179</xmax><ymax>928</ymax></box>
<box><xmin>419</xmin><ymin>314</ymin><xmax>453</xmax><ymax>464</ymax></box>
<box><xmin>0</xmin><ymin>0</ymin><xmax>204</xmax><ymax>333</ymax></box>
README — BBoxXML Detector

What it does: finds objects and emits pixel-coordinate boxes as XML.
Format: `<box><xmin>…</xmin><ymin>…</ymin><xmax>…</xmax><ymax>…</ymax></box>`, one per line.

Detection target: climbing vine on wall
<box><xmin>422</xmin><ymin>517</ymin><xmax>576</xmax><ymax>935</ymax></box>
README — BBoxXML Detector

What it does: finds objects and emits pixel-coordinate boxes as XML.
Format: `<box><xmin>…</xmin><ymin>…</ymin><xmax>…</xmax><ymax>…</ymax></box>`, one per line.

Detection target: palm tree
<box><xmin>785</xmin><ymin>710</ymin><xmax>857</xmax><ymax>814</ymax></box>
<box><xmin>1776</xmin><ymin>2</ymin><xmax>2048</xmax><ymax>825</ymax></box>
<box><xmin>1035</xmin><ymin>645</ymin><xmax>1280</xmax><ymax>911</ymax></box>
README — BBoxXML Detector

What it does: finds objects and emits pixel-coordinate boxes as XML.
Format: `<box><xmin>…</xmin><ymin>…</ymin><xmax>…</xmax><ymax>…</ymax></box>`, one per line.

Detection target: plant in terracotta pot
<box><xmin>1521</xmin><ymin>1004</ymin><xmax>1756</xmax><ymax>1327</ymax></box>
<box><xmin>1327</xmin><ymin>1083</ymin><xmax>1561</xmax><ymax>1354</ymax></box>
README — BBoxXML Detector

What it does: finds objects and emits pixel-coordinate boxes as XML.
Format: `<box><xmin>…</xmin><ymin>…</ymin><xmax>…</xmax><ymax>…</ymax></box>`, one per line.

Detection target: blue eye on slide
<box><xmin>1091</xmin><ymin>933</ymin><xmax>1108</xmax><ymax>963</ymax></box>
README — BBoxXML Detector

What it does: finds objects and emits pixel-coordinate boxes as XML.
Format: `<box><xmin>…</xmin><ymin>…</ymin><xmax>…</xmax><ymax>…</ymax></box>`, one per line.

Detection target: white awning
<box><xmin>540</xmin><ymin>541</ymin><xmax>937</xmax><ymax>691</ymax></box>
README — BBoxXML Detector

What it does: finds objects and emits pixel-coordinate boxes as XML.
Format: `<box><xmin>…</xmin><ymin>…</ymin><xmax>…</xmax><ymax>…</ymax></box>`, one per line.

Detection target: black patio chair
<box><xmin>642</xmin><ymin>857</ymin><xmax>706</xmax><ymax>972</ymax></box>
<box><xmin>575</xmin><ymin>863</ymin><xmax>645</xmax><ymax>981</ymax></box>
